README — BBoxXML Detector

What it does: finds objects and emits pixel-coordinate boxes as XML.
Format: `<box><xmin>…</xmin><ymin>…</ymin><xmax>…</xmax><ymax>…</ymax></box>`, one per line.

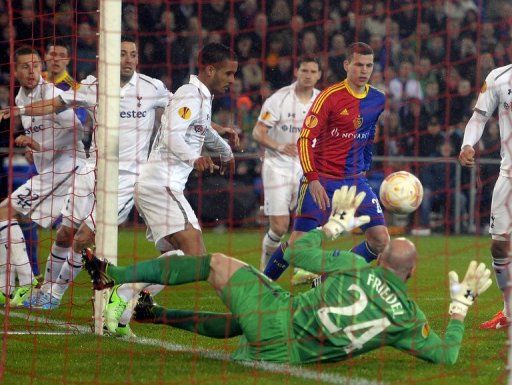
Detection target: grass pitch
<box><xmin>0</xmin><ymin>228</ymin><xmax>507</xmax><ymax>385</ymax></box>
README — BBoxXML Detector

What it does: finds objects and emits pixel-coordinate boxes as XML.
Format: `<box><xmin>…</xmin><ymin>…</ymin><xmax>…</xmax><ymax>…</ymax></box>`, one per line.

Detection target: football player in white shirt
<box><xmin>5</xmin><ymin>38</ymin><xmax>169</xmax><ymax>320</ymax></box>
<box><xmin>252</xmin><ymin>57</ymin><xmax>321</xmax><ymax>281</ymax></box>
<box><xmin>459</xmin><ymin>64</ymin><xmax>512</xmax><ymax>329</ymax></box>
<box><xmin>0</xmin><ymin>46</ymin><xmax>85</xmax><ymax>306</ymax></box>
<box><xmin>100</xmin><ymin>43</ymin><xmax>237</xmax><ymax>335</ymax></box>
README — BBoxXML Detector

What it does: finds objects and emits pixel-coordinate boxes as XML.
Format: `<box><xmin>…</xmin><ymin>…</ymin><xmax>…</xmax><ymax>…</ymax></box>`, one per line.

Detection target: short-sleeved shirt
<box><xmin>60</xmin><ymin>72</ymin><xmax>170</xmax><ymax>174</ymax></box>
<box><xmin>138</xmin><ymin>75</ymin><xmax>231</xmax><ymax>191</ymax></box>
<box><xmin>258</xmin><ymin>82</ymin><xmax>320</xmax><ymax>174</ymax></box>
<box><xmin>471</xmin><ymin>65</ymin><xmax>512</xmax><ymax>178</ymax></box>
<box><xmin>15</xmin><ymin>78</ymin><xmax>84</xmax><ymax>174</ymax></box>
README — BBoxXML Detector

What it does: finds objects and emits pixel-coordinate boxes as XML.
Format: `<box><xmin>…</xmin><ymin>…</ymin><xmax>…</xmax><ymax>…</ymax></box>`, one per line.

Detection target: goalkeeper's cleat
<box><xmin>81</xmin><ymin>248</ymin><xmax>115</xmax><ymax>290</ymax></box>
<box><xmin>115</xmin><ymin>324</ymin><xmax>136</xmax><ymax>338</ymax></box>
<box><xmin>291</xmin><ymin>268</ymin><xmax>319</xmax><ymax>286</ymax></box>
<box><xmin>133</xmin><ymin>290</ymin><xmax>156</xmax><ymax>322</ymax></box>
<box><xmin>480</xmin><ymin>310</ymin><xmax>510</xmax><ymax>330</ymax></box>
<box><xmin>10</xmin><ymin>280</ymin><xmax>38</xmax><ymax>307</ymax></box>
<box><xmin>0</xmin><ymin>291</ymin><xmax>6</xmax><ymax>306</ymax></box>
<box><xmin>105</xmin><ymin>285</ymin><xmax>128</xmax><ymax>333</ymax></box>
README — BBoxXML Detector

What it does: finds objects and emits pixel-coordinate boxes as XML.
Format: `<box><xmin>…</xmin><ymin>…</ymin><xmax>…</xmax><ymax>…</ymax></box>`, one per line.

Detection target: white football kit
<box><xmin>258</xmin><ymin>82</ymin><xmax>320</xmax><ymax>216</ymax></box>
<box><xmin>136</xmin><ymin>75</ymin><xmax>233</xmax><ymax>250</ymax></box>
<box><xmin>11</xmin><ymin>78</ymin><xmax>85</xmax><ymax>228</ymax></box>
<box><xmin>59</xmin><ymin>73</ymin><xmax>169</xmax><ymax>230</ymax></box>
<box><xmin>462</xmin><ymin>64</ymin><xmax>512</xmax><ymax>236</ymax></box>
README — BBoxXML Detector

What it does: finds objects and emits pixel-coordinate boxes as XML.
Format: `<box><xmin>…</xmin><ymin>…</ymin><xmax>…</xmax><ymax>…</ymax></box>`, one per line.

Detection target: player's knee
<box><xmin>491</xmin><ymin>240</ymin><xmax>510</xmax><ymax>261</ymax></box>
<box><xmin>73</xmin><ymin>230</ymin><xmax>94</xmax><ymax>252</ymax></box>
<box><xmin>55</xmin><ymin>226</ymin><xmax>74</xmax><ymax>248</ymax></box>
<box><xmin>270</xmin><ymin>224</ymin><xmax>287</xmax><ymax>238</ymax></box>
<box><xmin>366</xmin><ymin>229</ymin><xmax>390</xmax><ymax>253</ymax></box>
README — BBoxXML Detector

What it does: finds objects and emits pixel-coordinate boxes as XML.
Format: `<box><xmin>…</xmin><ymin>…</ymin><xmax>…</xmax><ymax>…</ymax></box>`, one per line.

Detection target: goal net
<box><xmin>0</xmin><ymin>1</ymin><xmax>510</xmax><ymax>385</ymax></box>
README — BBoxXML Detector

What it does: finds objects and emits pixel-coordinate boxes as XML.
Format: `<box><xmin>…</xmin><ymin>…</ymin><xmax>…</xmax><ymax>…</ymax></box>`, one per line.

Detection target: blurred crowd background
<box><xmin>1</xmin><ymin>0</ymin><xmax>511</xmax><ymax>233</ymax></box>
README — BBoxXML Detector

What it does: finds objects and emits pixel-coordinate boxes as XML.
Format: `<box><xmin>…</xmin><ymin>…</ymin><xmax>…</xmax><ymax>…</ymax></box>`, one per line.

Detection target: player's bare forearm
<box><xmin>252</xmin><ymin>121</ymin><xmax>282</xmax><ymax>151</ymax></box>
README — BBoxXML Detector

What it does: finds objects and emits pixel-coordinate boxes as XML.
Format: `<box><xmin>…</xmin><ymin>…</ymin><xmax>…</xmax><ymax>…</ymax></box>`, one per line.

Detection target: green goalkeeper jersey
<box><xmin>283</xmin><ymin>230</ymin><xmax>464</xmax><ymax>364</ymax></box>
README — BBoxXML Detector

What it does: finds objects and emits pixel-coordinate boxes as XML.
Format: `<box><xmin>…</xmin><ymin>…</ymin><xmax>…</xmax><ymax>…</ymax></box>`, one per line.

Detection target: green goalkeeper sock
<box><xmin>152</xmin><ymin>306</ymin><xmax>243</xmax><ymax>339</ymax></box>
<box><xmin>106</xmin><ymin>254</ymin><xmax>211</xmax><ymax>286</ymax></box>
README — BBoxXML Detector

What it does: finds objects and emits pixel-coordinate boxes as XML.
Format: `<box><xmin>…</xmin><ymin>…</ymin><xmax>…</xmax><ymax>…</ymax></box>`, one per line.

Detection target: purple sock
<box><xmin>263</xmin><ymin>243</ymin><xmax>289</xmax><ymax>280</ymax></box>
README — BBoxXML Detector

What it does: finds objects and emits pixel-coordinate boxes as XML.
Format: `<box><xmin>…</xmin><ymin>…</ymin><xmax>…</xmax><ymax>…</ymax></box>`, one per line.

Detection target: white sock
<box><xmin>118</xmin><ymin>249</ymin><xmax>184</xmax><ymax>325</ymax></box>
<box><xmin>0</xmin><ymin>220</ymin><xmax>32</xmax><ymax>287</ymax></box>
<box><xmin>50</xmin><ymin>250</ymin><xmax>82</xmax><ymax>300</ymax></box>
<box><xmin>260</xmin><ymin>229</ymin><xmax>282</xmax><ymax>271</ymax></box>
<box><xmin>44</xmin><ymin>244</ymin><xmax>69</xmax><ymax>285</ymax></box>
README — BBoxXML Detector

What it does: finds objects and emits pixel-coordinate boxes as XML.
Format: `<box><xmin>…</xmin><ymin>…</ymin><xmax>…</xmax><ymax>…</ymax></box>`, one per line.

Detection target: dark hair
<box><xmin>121</xmin><ymin>35</ymin><xmax>137</xmax><ymax>44</ymax></box>
<box><xmin>14</xmin><ymin>46</ymin><xmax>41</xmax><ymax>63</ymax></box>
<box><xmin>297</xmin><ymin>56</ymin><xmax>321</xmax><ymax>70</ymax></box>
<box><xmin>198</xmin><ymin>43</ymin><xmax>237</xmax><ymax>67</ymax></box>
<box><xmin>46</xmin><ymin>38</ymin><xmax>72</xmax><ymax>56</ymax></box>
<box><xmin>346</xmin><ymin>42</ymin><xmax>374</xmax><ymax>62</ymax></box>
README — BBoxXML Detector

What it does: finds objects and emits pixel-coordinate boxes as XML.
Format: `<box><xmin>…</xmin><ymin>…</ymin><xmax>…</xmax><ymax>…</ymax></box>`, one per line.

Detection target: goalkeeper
<box><xmin>83</xmin><ymin>186</ymin><xmax>491</xmax><ymax>364</ymax></box>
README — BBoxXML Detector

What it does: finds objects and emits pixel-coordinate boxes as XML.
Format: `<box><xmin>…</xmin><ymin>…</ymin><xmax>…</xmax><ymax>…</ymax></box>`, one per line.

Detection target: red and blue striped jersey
<box><xmin>298</xmin><ymin>79</ymin><xmax>385</xmax><ymax>181</ymax></box>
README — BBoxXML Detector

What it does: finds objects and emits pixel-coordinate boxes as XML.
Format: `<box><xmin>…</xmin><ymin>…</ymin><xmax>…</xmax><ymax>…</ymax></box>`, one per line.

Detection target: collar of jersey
<box><xmin>51</xmin><ymin>70</ymin><xmax>72</xmax><ymax>85</ymax></box>
<box><xmin>125</xmin><ymin>71</ymin><xmax>138</xmax><ymax>87</ymax></box>
<box><xmin>343</xmin><ymin>79</ymin><xmax>369</xmax><ymax>99</ymax></box>
<box><xmin>374</xmin><ymin>266</ymin><xmax>407</xmax><ymax>293</ymax></box>
<box><xmin>189</xmin><ymin>75</ymin><xmax>211</xmax><ymax>98</ymax></box>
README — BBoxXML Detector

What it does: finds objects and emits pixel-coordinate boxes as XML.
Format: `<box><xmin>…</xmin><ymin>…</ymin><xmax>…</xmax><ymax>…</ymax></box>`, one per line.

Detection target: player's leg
<box><xmin>19</xmin><ymin>219</ymin><xmax>39</xmax><ymax>277</ymax></box>
<box><xmin>480</xmin><ymin>176</ymin><xmax>512</xmax><ymax>329</ymax></box>
<box><xmin>351</xmin><ymin>178</ymin><xmax>389</xmax><ymax>262</ymax></box>
<box><xmin>260</xmin><ymin>164</ymin><xmax>294</xmax><ymax>270</ymax></box>
<box><xmin>264</xmin><ymin>176</ymin><xmax>324</xmax><ymax>280</ymax></box>
<box><xmin>133</xmin><ymin>287</ymin><xmax>243</xmax><ymax>338</ymax></box>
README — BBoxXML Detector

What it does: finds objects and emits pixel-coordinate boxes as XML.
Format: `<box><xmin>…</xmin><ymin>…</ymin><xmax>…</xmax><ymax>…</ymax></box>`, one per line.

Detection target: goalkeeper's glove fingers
<box><xmin>323</xmin><ymin>214</ymin><xmax>371</xmax><ymax>239</ymax></box>
<box><xmin>448</xmin><ymin>261</ymin><xmax>492</xmax><ymax>317</ymax></box>
<box><xmin>332</xmin><ymin>187</ymin><xmax>366</xmax><ymax>214</ymax></box>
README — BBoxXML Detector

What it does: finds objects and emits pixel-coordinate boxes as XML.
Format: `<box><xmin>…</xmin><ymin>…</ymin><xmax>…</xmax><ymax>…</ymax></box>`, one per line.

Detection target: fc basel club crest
<box><xmin>353</xmin><ymin>114</ymin><xmax>363</xmax><ymax>129</ymax></box>
<box><xmin>305</xmin><ymin>115</ymin><xmax>318</xmax><ymax>128</ymax></box>
<box><xmin>178</xmin><ymin>106</ymin><xmax>192</xmax><ymax>120</ymax></box>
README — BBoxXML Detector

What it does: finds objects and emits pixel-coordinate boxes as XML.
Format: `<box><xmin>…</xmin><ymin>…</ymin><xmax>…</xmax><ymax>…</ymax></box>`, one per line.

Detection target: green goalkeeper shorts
<box><xmin>220</xmin><ymin>265</ymin><xmax>297</xmax><ymax>362</ymax></box>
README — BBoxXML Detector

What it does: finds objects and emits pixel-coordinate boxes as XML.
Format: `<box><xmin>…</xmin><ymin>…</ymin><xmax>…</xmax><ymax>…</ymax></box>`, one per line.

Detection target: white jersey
<box><xmin>60</xmin><ymin>73</ymin><xmax>169</xmax><ymax>174</ymax></box>
<box><xmin>258</xmin><ymin>82</ymin><xmax>320</xmax><ymax>172</ymax></box>
<box><xmin>139</xmin><ymin>75</ymin><xmax>233</xmax><ymax>191</ymax></box>
<box><xmin>463</xmin><ymin>64</ymin><xmax>512</xmax><ymax>178</ymax></box>
<box><xmin>16</xmin><ymin>78</ymin><xmax>85</xmax><ymax>174</ymax></box>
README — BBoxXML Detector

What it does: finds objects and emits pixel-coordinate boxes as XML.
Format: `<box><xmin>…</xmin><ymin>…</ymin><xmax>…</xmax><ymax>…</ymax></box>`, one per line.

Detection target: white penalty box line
<box><xmin>1</xmin><ymin>310</ymin><xmax>387</xmax><ymax>385</ymax></box>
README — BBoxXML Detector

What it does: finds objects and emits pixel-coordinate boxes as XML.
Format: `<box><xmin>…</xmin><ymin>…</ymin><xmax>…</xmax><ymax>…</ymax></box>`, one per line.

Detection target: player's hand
<box><xmin>448</xmin><ymin>261</ymin><xmax>492</xmax><ymax>317</ymax></box>
<box><xmin>308</xmin><ymin>180</ymin><xmax>330</xmax><ymax>211</ymax></box>
<box><xmin>219</xmin><ymin>157</ymin><xmax>235</xmax><ymax>176</ymax></box>
<box><xmin>15</xmin><ymin>135</ymin><xmax>41</xmax><ymax>151</ymax></box>
<box><xmin>24</xmin><ymin>148</ymin><xmax>34</xmax><ymax>164</ymax></box>
<box><xmin>223</xmin><ymin>126</ymin><xmax>240</xmax><ymax>150</ymax></box>
<box><xmin>277</xmin><ymin>143</ymin><xmax>297</xmax><ymax>157</ymax></box>
<box><xmin>458</xmin><ymin>145</ymin><xmax>475</xmax><ymax>167</ymax></box>
<box><xmin>0</xmin><ymin>106</ymin><xmax>22</xmax><ymax>120</ymax></box>
<box><xmin>194</xmin><ymin>156</ymin><xmax>219</xmax><ymax>173</ymax></box>
<box><xmin>322</xmin><ymin>186</ymin><xmax>370</xmax><ymax>239</ymax></box>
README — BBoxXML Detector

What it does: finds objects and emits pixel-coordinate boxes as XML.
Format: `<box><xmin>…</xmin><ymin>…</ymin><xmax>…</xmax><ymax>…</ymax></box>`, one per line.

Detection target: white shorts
<box><xmin>10</xmin><ymin>166</ymin><xmax>79</xmax><ymax>228</ymax></box>
<box><xmin>489</xmin><ymin>175</ymin><xmax>512</xmax><ymax>236</ymax></box>
<box><xmin>135</xmin><ymin>182</ymin><xmax>200</xmax><ymax>251</ymax></box>
<box><xmin>61</xmin><ymin>166</ymin><xmax>136</xmax><ymax>230</ymax></box>
<box><xmin>262</xmin><ymin>162</ymin><xmax>302</xmax><ymax>216</ymax></box>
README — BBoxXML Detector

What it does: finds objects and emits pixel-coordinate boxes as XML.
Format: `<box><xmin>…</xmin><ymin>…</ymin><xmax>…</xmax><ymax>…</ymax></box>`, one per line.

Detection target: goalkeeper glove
<box><xmin>322</xmin><ymin>186</ymin><xmax>371</xmax><ymax>240</ymax></box>
<box><xmin>448</xmin><ymin>261</ymin><xmax>492</xmax><ymax>317</ymax></box>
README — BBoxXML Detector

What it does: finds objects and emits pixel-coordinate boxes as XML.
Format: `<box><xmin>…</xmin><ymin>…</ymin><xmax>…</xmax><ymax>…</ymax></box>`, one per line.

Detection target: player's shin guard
<box><xmin>107</xmin><ymin>254</ymin><xmax>212</xmax><ymax>286</ymax></box>
<box><xmin>263</xmin><ymin>242</ymin><xmax>289</xmax><ymax>280</ymax></box>
<box><xmin>492</xmin><ymin>258</ymin><xmax>510</xmax><ymax>316</ymax></box>
<box><xmin>260</xmin><ymin>229</ymin><xmax>282</xmax><ymax>271</ymax></box>
<box><xmin>43</xmin><ymin>244</ymin><xmax>69</xmax><ymax>286</ymax></box>
<box><xmin>0</xmin><ymin>221</ymin><xmax>33</xmax><ymax>287</ymax></box>
<box><xmin>20</xmin><ymin>221</ymin><xmax>39</xmax><ymax>276</ymax></box>
<box><xmin>351</xmin><ymin>241</ymin><xmax>379</xmax><ymax>263</ymax></box>
<box><xmin>50</xmin><ymin>250</ymin><xmax>83</xmax><ymax>299</ymax></box>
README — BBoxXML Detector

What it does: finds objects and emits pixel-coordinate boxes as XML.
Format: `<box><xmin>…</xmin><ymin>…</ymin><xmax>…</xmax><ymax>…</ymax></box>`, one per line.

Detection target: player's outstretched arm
<box><xmin>1</xmin><ymin>96</ymin><xmax>66</xmax><ymax>119</ymax></box>
<box><xmin>393</xmin><ymin>261</ymin><xmax>492</xmax><ymax>364</ymax></box>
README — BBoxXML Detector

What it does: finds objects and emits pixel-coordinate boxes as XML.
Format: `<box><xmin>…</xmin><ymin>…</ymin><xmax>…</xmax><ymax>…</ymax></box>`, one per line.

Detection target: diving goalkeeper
<box><xmin>83</xmin><ymin>186</ymin><xmax>491</xmax><ymax>364</ymax></box>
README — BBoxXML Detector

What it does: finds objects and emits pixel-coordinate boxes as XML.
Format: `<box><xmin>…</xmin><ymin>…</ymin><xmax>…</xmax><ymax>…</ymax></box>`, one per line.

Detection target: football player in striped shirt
<box><xmin>264</xmin><ymin>42</ymin><xmax>390</xmax><ymax>282</ymax></box>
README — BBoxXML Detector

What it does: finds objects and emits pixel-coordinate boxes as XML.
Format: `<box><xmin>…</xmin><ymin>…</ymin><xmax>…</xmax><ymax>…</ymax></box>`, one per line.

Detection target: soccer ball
<box><xmin>379</xmin><ymin>171</ymin><xmax>423</xmax><ymax>214</ymax></box>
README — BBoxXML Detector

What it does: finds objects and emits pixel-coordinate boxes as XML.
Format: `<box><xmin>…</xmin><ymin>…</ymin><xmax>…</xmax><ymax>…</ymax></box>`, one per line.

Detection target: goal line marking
<box><xmin>2</xmin><ymin>310</ymin><xmax>388</xmax><ymax>385</ymax></box>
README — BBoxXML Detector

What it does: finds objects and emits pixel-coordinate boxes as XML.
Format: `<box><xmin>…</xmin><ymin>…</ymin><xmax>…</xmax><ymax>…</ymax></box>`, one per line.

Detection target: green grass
<box><xmin>0</xmin><ymin>229</ymin><xmax>507</xmax><ymax>384</ymax></box>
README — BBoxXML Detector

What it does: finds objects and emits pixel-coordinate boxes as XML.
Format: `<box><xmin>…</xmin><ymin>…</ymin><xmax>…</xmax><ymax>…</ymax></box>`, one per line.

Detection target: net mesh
<box><xmin>0</xmin><ymin>1</ymin><xmax>510</xmax><ymax>384</ymax></box>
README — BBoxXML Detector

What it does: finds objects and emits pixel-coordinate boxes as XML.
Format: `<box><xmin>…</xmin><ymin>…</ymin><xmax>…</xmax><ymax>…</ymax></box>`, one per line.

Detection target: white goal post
<box><xmin>94</xmin><ymin>0</ymin><xmax>121</xmax><ymax>335</ymax></box>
